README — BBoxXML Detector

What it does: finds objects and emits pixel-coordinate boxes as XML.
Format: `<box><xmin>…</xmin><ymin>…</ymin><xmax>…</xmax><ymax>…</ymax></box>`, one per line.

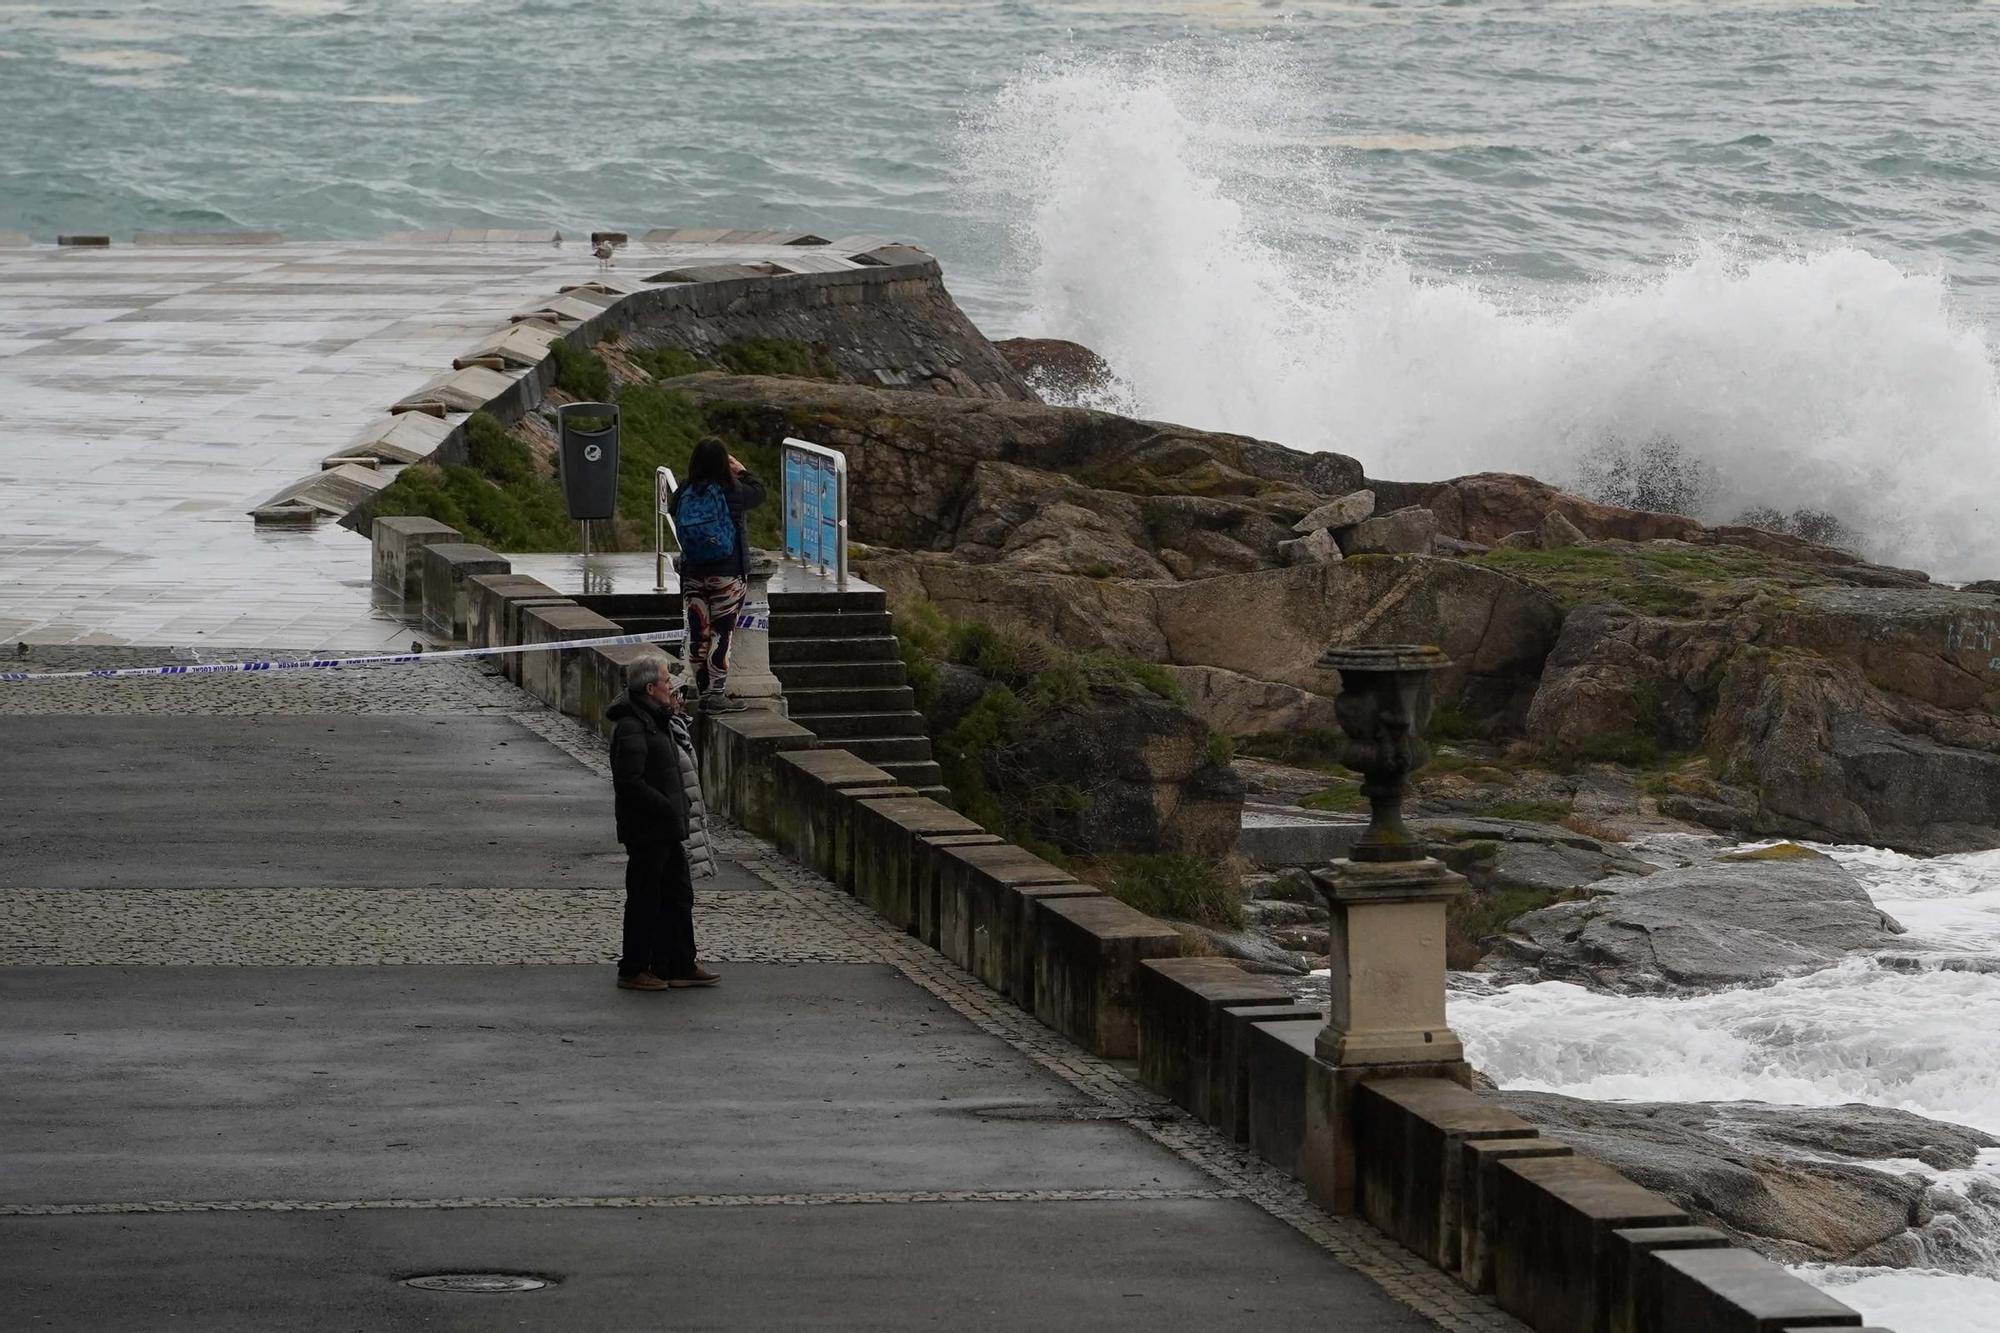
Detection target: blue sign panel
<box><xmin>782</xmin><ymin>441</ymin><xmax>843</xmax><ymax>572</ymax></box>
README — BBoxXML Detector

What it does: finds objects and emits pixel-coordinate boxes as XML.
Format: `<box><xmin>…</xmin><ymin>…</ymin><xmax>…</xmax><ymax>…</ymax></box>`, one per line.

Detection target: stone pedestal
<box><xmin>726</xmin><ymin>552</ymin><xmax>783</xmax><ymax>712</ymax></box>
<box><xmin>1312</xmin><ymin>856</ymin><xmax>1468</xmax><ymax>1068</ymax></box>
<box><xmin>1303</xmin><ymin>854</ymin><xmax>1472</xmax><ymax>1215</ymax></box>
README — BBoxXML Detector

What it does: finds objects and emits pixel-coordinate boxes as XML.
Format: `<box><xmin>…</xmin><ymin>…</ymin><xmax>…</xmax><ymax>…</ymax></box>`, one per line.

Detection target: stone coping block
<box><xmin>1607</xmin><ymin>1226</ymin><xmax>1734</xmax><ymax>1333</ymax></box>
<box><xmin>1215</xmin><ymin>1001</ymin><xmax>1323</xmax><ymax>1145</ymax></box>
<box><xmin>1245</xmin><ymin>1018</ymin><xmax>1323</xmax><ymax>1179</ymax></box>
<box><xmin>850</xmin><ymin>796</ymin><xmax>984</xmax><ymax>932</ymax></box>
<box><xmin>371</xmin><ymin>515</ymin><xmax>460</xmax><ymax>602</ymax></box>
<box><xmin>828</xmin><ymin>784</ymin><xmax>917</xmax><ymax>892</ymax></box>
<box><xmin>997</xmin><ymin>882</ymin><xmax>1100</xmax><ymax>1004</ymax></box>
<box><xmin>1136</xmin><ymin>957</ymin><xmax>1293</xmax><ymax>1130</ymax></box>
<box><xmin>929</xmin><ymin>841</ymin><xmax>1082</xmax><ymax>989</ymax></box>
<box><xmin>255</xmin><ymin>461</ymin><xmax>389</xmax><ymax>518</ymax></box>
<box><xmin>1030</xmin><ymin>896</ymin><xmax>1181</xmax><ymax>1059</ymax></box>
<box><xmin>582</xmin><ymin>644</ymin><xmax>654</xmax><ymax>737</ymax></box>
<box><xmin>911</xmin><ymin>832</ymin><xmax>1005</xmax><ymax>947</ymax></box>
<box><xmin>1492</xmin><ymin>1154</ymin><xmax>1689</xmax><ymax>1333</ymax></box>
<box><xmin>134</xmin><ymin>230</ymin><xmax>285</xmax><ymax>246</ymax></box>
<box><xmin>499</xmin><ymin>595</ymin><xmax>578</xmax><ymax>680</ymax></box>
<box><xmin>698</xmin><ymin>712</ymin><xmax>819</xmax><ymax>836</ymax></box>
<box><xmin>421</xmin><ymin>542</ymin><xmax>509</xmax><ymax>641</ymax></box>
<box><xmin>1458</xmin><ymin>1137</ymin><xmax>1575</xmax><ymax>1295</ymax></box>
<box><xmin>1353</xmin><ymin>1078</ymin><xmax>1540</xmax><ymax>1273</ymax></box>
<box><xmin>1652</xmin><ymin>1248</ymin><xmax>1862</xmax><ymax>1331</ymax></box>
<box><xmin>770</xmin><ymin>749</ymin><xmax>899</xmax><ymax>873</ymax></box>
<box><xmin>464</xmin><ymin>573</ymin><xmax>563</xmax><ymax>651</ymax></box>
<box><xmin>456</xmin><ymin>323</ymin><xmax>562</xmax><ymax>370</ymax></box>
<box><xmin>393</xmin><ymin>364</ymin><xmax>525</xmax><ymax>415</ymax></box>
<box><xmin>519</xmin><ymin>603</ymin><xmax>624</xmax><ymax>716</ymax></box>
<box><xmin>338</xmin><ymin>411</ymin><xmax>451</xmax><ymax>467</ymax></box>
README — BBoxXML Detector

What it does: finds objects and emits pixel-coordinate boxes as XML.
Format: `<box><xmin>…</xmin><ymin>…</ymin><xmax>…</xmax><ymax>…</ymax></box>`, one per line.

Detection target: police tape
<box><xmin>0</xmin><ymin>613</ymin><xmax>773</xmax><ymax>685</ymax></box>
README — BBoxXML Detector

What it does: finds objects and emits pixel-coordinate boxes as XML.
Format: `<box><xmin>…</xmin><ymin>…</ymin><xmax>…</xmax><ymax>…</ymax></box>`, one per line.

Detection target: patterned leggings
<box><xmin>683</xmin><ymin>574</ymin><xmax>745</xmax><ymax>697</ymax></box>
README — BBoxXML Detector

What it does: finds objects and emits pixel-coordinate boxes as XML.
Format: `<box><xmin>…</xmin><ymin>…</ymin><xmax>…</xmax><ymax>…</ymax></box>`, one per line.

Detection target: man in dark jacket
<box><xmin>605</xmin><ymin>654</ymin><xmax>719</xmax><ymax>991</ymax></box>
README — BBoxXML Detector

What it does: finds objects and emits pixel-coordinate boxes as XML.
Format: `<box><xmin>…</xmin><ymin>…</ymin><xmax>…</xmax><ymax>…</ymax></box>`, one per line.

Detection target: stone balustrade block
<box><xmin>1458</xmin><ymin>1137</ymin><xmax>1576</xmax><ymax>1295</ymax></box>
<box><xmin>370</xmin><ymin>515</ymin><xmax>460</xmax><ymax>602</ymax></box>
<box><xmin>1136</xmin><ymin>957</ymin><xmax>1293</xmax><ymax>1130</ymax></box>
<box><xmin>771</xmin><ymin>750</ymin><xmax>899</xmax><ymax>873</ymax></box>
<box><xmin>1491</xmin><ymin>1154</ymin><xmax>1690</xmax><ymax>1333</ymax></box>
<box><xmin>1353</xmin><ymin>1078</ymin><xmax>1539</xmax><ymax>1273</ymax></box>
<box><xmin>910</xmin><ymin>832</ymin><xmax>1004</xmax><ymax>946</ymax></box>
<box><xmin>929</xmin><ymin>842</ymin><xmax>1075</xmax><ymax>982</ymax></box>
<box><xmin>1607</xmin><ymin>1226</ymin><xmax>1735</xmax><ymax>1333</ymax></box>
<box><xmin>1214</xmin><ymin>1002</ymin><xmax>1323</xmax><ymax>1145</ymax></box>
<box><xmin>698</xmin><ymin>713</ymin><xmax>819</xmax><ymax>835</ymax></box>
<box><xmin>421</xmin><ymin>542</ymin><xmax>509</xmax><ymax>642</ymax></box>
<box><xmin>518</xmin><ymin>603</ymin><xmax>623</xmax><ymax>716</ymax></box>
<box><xmin>998</xmin><ymin>882</ymin><xmax>1101</xmax><ymax>1003</ymax></box>
<box><xmin>1651</xmin><ymin>1248</ymin><xmax>1862</xmax><ymax>1331</ymax></box>
<box><xmin>1244</xmin><ymin>1018</ymin><xmax>1323</xmax><ymax>1178</ymax></box>
<box><xmin>1029</xmin><ymin>896</ymin><xmax>1181</xmax><ymax>1059</ymax></box>
<box><xmin>850</xmin><ymin>797</ymin><xmax>984</xmax><ymax>930</ymax></box>
<box><xmin>464</xmin><ymin>573</ymin><xmax>562</xmax><ymax>652</ymax></box>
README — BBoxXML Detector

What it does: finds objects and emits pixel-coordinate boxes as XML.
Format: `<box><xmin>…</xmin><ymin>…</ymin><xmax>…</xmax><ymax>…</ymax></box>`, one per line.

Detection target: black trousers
<box><xmin>620</xmin><ymin>840</ymin><xmax>696</xmax><ymax>979</ymax></box>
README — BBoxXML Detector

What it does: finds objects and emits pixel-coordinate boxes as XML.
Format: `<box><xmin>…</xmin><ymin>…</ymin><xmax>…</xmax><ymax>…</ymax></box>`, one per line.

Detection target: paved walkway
<box><xmin>0</xmin><ymin>650</ymin><xmax>1523</xmax><ymax>1331</ymax></box>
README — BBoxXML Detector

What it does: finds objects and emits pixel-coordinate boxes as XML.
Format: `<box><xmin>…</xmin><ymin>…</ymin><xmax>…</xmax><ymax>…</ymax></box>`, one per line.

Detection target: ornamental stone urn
<box><xmin>1310</xmin><ymin>643</ymin><xmax>1468</xmax><ymax>1070</ymax></box>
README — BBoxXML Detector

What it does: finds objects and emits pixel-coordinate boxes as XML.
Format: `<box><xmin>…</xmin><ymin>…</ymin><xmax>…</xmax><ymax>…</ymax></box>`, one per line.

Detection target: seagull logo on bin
<box><xmin>583</xmin><ymin>443</ymin><xmax>603</xmax><ymax>463</ymax></box>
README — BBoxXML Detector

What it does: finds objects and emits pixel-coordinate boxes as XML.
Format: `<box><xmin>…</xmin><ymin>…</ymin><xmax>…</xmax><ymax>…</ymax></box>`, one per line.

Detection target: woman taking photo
<box><xmin>669</xmin><ymin>436</ymin><xmax>767</xmax><ymax>714</ymax></box>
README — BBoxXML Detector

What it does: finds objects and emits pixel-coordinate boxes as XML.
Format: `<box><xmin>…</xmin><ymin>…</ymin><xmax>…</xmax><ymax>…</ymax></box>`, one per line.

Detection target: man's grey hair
<box><xmin>625</xmin><ymin>653</ymin><xmax>676</xmax><ymax>690</ymax></box>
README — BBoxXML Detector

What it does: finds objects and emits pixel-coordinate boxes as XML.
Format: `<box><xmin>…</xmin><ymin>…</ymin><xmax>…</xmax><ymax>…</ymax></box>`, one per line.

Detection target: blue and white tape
<box><xmin>2</xmin><ymin>612</ymin><xmax>773</xmax><ymax>685</ymax></box>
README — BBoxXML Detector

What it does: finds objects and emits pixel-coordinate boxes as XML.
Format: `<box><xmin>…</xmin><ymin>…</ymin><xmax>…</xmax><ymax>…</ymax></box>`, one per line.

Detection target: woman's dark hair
<box><xmin>687</xmin><ymin>436</ymin><xmax>732</xmax><ymax>487</ymax></box>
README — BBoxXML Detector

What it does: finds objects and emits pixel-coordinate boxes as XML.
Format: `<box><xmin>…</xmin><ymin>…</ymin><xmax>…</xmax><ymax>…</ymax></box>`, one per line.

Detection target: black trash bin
<box><xmin>556</xmin><ymin>402</ymin><xmax>620</xmax><ymax>520</ymax></box>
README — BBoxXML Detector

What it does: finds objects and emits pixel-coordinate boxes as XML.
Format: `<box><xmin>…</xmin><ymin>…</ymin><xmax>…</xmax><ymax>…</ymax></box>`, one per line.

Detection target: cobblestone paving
<box><xmin>1</xmin><ymin>652</ymin><xmax>1526</xmax><ymax>1332</ymax></box>
<box><xmin>0</xmin><ymin>887</ymin><xmax>874</xmax><ymax>966</ymax></box>
<box><xmin>0</xmin><ymin>649</ymin><xmax>528</xmax><ymax>715</ymax></box>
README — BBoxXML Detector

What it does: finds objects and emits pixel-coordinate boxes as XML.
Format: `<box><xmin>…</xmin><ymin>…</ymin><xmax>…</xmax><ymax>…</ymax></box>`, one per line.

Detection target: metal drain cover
<box><xmin>402</xmin><ymin>1273</ymin><xmax>548</xmax><ymax>1294</ymax></box>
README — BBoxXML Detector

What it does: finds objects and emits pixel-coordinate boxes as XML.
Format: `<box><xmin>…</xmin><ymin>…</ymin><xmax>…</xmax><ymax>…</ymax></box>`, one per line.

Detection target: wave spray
<box><xmin>963</xmin><ymin>48</ymin><xmax>2000</xmax><ymax>578</ymax></box>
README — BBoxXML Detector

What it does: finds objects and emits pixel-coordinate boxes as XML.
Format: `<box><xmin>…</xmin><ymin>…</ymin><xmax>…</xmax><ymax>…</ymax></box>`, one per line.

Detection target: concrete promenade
<box><xmin>0</xmin><ymin>652</ymin><xmax>1521</xmax><ymax>1331</ymax></box>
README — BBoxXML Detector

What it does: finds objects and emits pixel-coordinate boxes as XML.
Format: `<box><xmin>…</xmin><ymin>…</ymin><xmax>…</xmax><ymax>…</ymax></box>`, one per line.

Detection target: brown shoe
<box><xmin>668</xmin><ymin>968</ymin><xmax>720</xmax><ymax>988</ymax></box>
<box><xmin>617</xmin><ymin>972</ymin><xmax>670</xmax><ymax>991</ymax></box>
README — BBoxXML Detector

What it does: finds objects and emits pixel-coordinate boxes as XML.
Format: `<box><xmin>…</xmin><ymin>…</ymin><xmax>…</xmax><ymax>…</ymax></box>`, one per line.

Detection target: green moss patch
<box><xmin>1471</xmin><ymin>541</ymin><xmax>1810</xmax><ymax>616</ymax></box>
<box><xmin>1075</xmin><ymin>852</ymin><xmax>1243</xmax><ymax>929</ymax></box>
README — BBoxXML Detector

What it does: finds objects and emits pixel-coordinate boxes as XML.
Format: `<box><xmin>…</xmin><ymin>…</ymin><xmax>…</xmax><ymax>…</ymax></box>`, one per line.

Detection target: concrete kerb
<box><xmin>518</xmin><ymin>603</ymin><xmax>624</xmax><ymax>715</ymax></box>
<box><xmin>1135</xmin><ymin>957</ymin><xmax>1294</xmax><ymax>1132</ymax></box>
<box><xmin>1029</xmin><ymin>895</ymin><xmax>1183</xmax><ymax>1060</ymax></box>
<box><xmin>849</xmin><ymin>797</ymin><xmax>984</xmax><ymax>932</ymax></box>
<box><xmin>1350</xmin><ymin>1078</ymin><xmax>1541</xmax><ymax>1275</ymax></box>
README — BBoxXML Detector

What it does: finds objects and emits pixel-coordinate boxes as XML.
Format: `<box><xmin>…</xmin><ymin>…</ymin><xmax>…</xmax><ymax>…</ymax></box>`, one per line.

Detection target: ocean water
<box><xmin>1451</xmin><ymin>842</ymin><xmax>2000</xmax><ymax>1332</ymax></box>
<box><xmin>5</xmin><ymin>0</ymin><xmax>2000</xmax><ymax>571</ymax></box>
<box><xmin>8</xmin><ymin>3</ymin><xmax>2000</xmax><ymax>1326</ymax></box>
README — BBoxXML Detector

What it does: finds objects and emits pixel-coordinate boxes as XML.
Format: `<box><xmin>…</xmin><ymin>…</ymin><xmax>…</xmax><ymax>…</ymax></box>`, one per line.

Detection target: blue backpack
<box><xmin>676</xmin><ymin>482</ymin><xmax>738</xmax><ymax>564</ymax></box>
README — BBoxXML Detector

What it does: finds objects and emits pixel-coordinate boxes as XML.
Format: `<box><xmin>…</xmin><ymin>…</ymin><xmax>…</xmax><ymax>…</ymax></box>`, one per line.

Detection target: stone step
<box><xmin>785</xmin><ymin>685</ymin><xmax>917</xmax><ymax>716</ymax></box>
<box><xmin>769</xmin><ymin>611</ymin><xmax>892</xmax><ymax>639</ymax></box>
<box><xmin>880</xmin><ymin>760</ymin><xmax>946</xmax><ymax>789</ymax></box>
<box><xmin>772</xmin><ymin>659</ymin><xmax>907</xmax><ymax>689</ymax></box>
<box><xmin>769</xmin><ymin>589</ymin><xmax>887</xmax><ymax>614</ymax></box>
<box><xmin>794</xmin><ymin>710</ymin><xmax>929</xmax><ymax>741</ymax></box>
<box><xmin>769</xmin><ymin>635</ymin><xmax>900</xmax><ymax>665</ymax></box>
<box><xmin>831</xmin><ymin>735</ymin><xmax>934</xmax><ymax>764</ymax></box>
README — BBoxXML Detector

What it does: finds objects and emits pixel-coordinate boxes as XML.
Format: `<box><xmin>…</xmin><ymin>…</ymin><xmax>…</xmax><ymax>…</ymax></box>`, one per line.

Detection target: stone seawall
<box><xmin>291</xmin><ymin>234</ymin><xmax>1033</xmax><ymax>539</ymax></box>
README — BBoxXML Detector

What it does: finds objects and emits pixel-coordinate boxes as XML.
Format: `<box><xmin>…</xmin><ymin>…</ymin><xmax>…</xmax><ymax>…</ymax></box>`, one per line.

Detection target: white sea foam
<box><xmin>965</xmin><ymin>49</ymin><xmax>2000</xmax><ymax>578</ymax></box>
<box><xmin>1803</xmin><ymin>1267</ymin><xmax>2000</xmax><ymax>1333</ymax></box>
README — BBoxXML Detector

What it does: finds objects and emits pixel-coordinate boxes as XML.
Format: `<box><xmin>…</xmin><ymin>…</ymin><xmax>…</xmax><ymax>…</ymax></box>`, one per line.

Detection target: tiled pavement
<box><xmin>0</xmin><ymin>655</ymin><xmax>1525</xmax><ymax>1331</ymax></box>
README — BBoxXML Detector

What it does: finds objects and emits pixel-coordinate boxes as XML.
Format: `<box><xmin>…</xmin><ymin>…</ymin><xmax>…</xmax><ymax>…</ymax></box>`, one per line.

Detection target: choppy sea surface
<box><xmin>6</xmin><ymin>2</ymin><xmax>2000</xmax><ymax>1326</ymax></box>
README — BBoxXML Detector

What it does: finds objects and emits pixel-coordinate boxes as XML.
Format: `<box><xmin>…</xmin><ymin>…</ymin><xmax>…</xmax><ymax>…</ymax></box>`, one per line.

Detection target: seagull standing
<box><xmin>594</xmin><ymin>239</ymin><xmax>616</xmax><ymax>271</ymax></box>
